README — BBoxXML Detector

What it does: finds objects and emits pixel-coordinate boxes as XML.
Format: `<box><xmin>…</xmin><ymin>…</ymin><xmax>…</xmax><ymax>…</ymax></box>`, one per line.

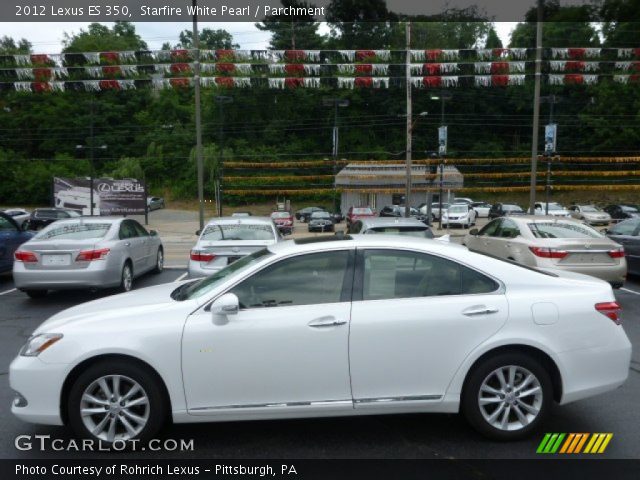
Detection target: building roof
<box><xmin>336</xmin><ymin>163</ymin><xmax>463</xmax><ymax>189</ymax></box>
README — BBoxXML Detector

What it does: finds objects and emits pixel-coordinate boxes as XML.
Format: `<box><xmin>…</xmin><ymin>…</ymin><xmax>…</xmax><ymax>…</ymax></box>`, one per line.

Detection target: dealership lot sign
<box><xmin>53</xmin><ymin>177</ymin><xmax>146</xmax><ymax>215</ymax></box>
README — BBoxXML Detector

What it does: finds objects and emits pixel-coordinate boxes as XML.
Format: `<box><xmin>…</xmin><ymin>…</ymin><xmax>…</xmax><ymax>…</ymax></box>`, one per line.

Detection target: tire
<box><xmin>120</xmin><ymin>262</ymin><xmax>133</xmax><ymax>293</ymax></box>
<box><xmin>25</xmin><ymin>290</ymin><xmax>47</xmax><ymax>299</ymax></box>
<box><xmin>462</xmin><ymin>352</ymin><xmax>552</xmax><ymax>441</ymax></box>
<box><xmin>67</xmin><ymin>360</ymin><xmax>168</xmax><ymax>445</ymax></box>
<box><xmin>153</xmin><ymin>248</ymin><xmax>164</xmax><ymax>274</ymax></box>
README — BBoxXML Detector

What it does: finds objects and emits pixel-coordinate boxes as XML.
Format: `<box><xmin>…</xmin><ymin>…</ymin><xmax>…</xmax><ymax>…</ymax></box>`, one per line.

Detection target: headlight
<box><xmin>19</xmin><ymin>333</ymin><xmax>63</xmax><ymax>357</ymax></box>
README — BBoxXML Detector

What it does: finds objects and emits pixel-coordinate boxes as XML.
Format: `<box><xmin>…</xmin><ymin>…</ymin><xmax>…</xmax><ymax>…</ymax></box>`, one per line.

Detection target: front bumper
<box><xmin>558</xmin><ymin>325</ymin><xmax>632</xmax><ymax>404</ymax></box>
<box><xmin>13</xmin><ymin>261</ymin><xmax>121</xmax><ymax>290</ymax></box>
<box><xmin>10</xmin><ymin>355</ymin><xmax>67</xmax><ymax>426</ymax></box>
<box><xmin>308</xmin><ymin>224</ymin><xmax>334</xmax><ymax>232</ymax></box>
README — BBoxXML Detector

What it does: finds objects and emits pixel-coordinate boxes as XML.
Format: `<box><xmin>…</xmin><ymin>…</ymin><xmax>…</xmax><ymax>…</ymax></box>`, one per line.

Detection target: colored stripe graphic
<box><xmin>538</xmin><ymin>433</ymin><xmax>613</xmax><ymax>454</ymax></box>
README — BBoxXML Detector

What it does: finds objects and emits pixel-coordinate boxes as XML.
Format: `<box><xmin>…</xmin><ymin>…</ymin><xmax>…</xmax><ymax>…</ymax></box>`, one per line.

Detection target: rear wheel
<box><xmin>120</xmin><ymin>262</ymin><xmax>133</xmax><ymax>292</ymax></box>
<box><xmin>462</xmin><ymin>352</ymin><xmax>552</xmax><ymax>440</ymax></box>
<box><xmin>67</xmin><ymin>360</ymin><xmax>167</xmax><ymax>444</ymax></box>
<box><xmin>25</xmin><ymin>290</ymin><xmax>47</xmax><ymax>299</ymax></box>
<box><xmin>153</xmin><ymin>248</ymin><xmax>164</xmax><ymax>274</ymax></box>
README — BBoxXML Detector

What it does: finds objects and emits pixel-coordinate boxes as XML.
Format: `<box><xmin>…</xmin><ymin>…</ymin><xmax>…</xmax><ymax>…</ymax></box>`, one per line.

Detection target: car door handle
<box><xmin>124</xmin><ymin>242</ymin><xmax>131</xmax><ymax>247</ymax></box>
<box><xmin>308</xmin><ymin>316</ymin><xmax>347</xmax><ymax>328</ymax></box>
<box><xmin>462</xmin><ymin>306</ymin><xmax>499</xmax><ymax>316</ymax></box>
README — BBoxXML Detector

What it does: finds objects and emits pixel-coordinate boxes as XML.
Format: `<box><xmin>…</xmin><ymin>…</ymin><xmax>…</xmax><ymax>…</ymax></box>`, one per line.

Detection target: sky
<box><xmin>0</xmin><ymin>22</ymin><xmax>518</xmax><ymax>53</ymax></box>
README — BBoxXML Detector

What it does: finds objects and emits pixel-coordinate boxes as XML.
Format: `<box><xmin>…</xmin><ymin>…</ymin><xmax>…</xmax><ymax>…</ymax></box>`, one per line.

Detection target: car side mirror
<box><xmin>195</xmin><ymin>229</ymin><xmax>201</xmax><ymax>236</ymax></box>
<box><xmin>602</xmin><ymin>228</ymin><xmax>609</xmax><ymax>234</ymax></box>
<box><xmin>469</xmin><ymin>228</ymin><xmax>479</xmax><ymax>235</ymax></box>
<box><xmin>149</xmin><ymin>229</ymin><xmax>158</xmax><ymax>237</ymax></box>
<box><xmin>210</xmin><ymin>293</ymin><xmax>239</xmax><ymax>325</ymax></box>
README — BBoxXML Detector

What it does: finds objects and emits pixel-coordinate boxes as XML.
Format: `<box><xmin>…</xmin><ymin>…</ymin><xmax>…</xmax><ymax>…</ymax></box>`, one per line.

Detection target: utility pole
<box><xmin>541</xmin><ymin>94</ymin><xmax>560</xmax><ymax>214</ymax></box>
<box><xmin>323</xmin><ymin>97</ymin><xmax>349</xmax><ymax>215</ymax></box>
<box><xmin>193</xmin><ymin>0</ymin><xmax>205</xmax><ymax>231</ymax></box>
<box><xmin>215</xmin><ymin>95</ymin><xmax>233</xmax><ymax>217</ymax></box>
<box><xmin>89</xmin><ymin>99</ymin><xmax>95</xmax><ymax>217</ymax></box>
<box><xmin>404</xmin><ymin>21</ymin><xmax>412</xmax><ymax>218</ymax></box>
<box><xmin>529</xmin><ymin>0</ymin><xmax>544</xmax><ymax>214</ymax></box>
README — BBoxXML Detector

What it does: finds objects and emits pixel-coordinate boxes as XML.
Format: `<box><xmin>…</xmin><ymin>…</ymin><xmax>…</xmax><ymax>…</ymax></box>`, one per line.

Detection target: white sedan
<box><xmin>10</xmin><ymin>236</ymin><xmax>630</xmax><ymax>443</ymax></box>
<box><xmin>442</xmin><ymin>204</ymin><xmax>477</xmax><ymax>228</ymax></box>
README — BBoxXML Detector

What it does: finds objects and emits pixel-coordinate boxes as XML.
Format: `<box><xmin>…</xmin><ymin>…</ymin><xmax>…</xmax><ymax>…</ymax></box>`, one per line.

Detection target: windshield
<box><xmin>544</xmin><ymin>204</ymin><xmax>564</xmax><ymax>211</ymax></box>
<box><xmin>35</xmin><ymin>222</ymin><xmax>111</xmax><ymax>240</ymax></box>
<box><xmin>311</xmin><ymin>212</ymin><xmax>331</xmax><ymax>219</ymax></box>
<box><xmin>580</xmin><ymin>206</ymin><xmax>599</xmax><ymax>213</ymax></box>
<box><xmin>271</xmin><ymin>212</ymin><xmax>290</xmax><ymax>219</ymax></box>
<box><xmin>201</xmin><ymin>223</ymin><xmax>275</xmax><ymax>241</ymax></box>
<box><xmin>353</xmin><ymin>208</ymin><xmax>373</xmax><ymax>215</ymax></box>
<box><xmin>504</xmin><ymin>205</ymin><xmax>523</xmax><ymax>212</ymax></box>
<box><xmin>366</xmin><ymin>227</ymin><xmax>433</xmax><ymax>238</ymax></box>
<box><xmin>66</xmin><ymin>210</ymin><xmax>82</xmax><ymax>217</ymax></box>
<box><xmin>449</xmin><ymin>205</ymin><xmax>468</xmax><ymax>213</ymax></box>
<box><xmin>528</xmin><ymin>222</ymin><xmax>603</xmax><ymax>239</ymax></box>
<box><xmin>621</xmin><ymin>206</ymin><xmax>639</xmax><ymax>213</ymax></box>
<box><xmin>173</xmin><ymin>248</ymin><xmax>274</xmax><ymax>301</ymax></box>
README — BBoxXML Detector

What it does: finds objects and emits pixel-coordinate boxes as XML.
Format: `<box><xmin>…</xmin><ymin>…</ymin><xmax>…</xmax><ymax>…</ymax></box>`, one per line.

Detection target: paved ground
<box><xmin>0</xmin><ymin>252</ymin><xmax>638</xmax><ymax>459</ymax></box>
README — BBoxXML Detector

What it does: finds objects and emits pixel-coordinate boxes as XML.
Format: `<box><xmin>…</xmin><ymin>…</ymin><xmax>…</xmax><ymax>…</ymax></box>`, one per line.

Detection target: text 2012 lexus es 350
<box><xmin>10</xmin><ymin>235</ymin><xmax>631</xmax><ymax>442</ymax></box>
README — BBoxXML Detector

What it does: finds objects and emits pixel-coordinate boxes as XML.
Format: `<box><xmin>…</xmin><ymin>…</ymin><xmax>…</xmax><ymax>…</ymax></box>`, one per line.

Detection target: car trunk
<box><xmin>196</xmin><ymin>240</ymin><xmax>272</xmax><ymax>270</ymax></box>
<box><xmin>21</xmin><ymin>239</ymin><xmax>101</xmax><ymax>270</ymax></box>
<box><xmin>543</xmin><ymin>239</ymin><xmax>619</xmax><ymax>266</ymax></box>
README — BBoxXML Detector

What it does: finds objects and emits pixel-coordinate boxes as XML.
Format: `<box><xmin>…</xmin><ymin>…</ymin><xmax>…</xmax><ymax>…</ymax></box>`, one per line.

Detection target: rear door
<box><xmin>132</xmin><ymin>220</ymin><xmax>153</xmax><ymax>270</ymax></box>
<box><xmin>119</xmin><ymin>220</ymin><xmax>146</xmax><ymax>274</ymax></box>
<box><xmin>608</xmin><ymin>220</ymin><xmax>640</xmax><ymax>274</ymax></box>
<box><xmin>349</xmin><ymin>248</ymin><xmax>507</xmax><ymax>408</ymax></box>
<box><xmin>0</xmin><ymin>215</ymin><xmax>23</xmax><ymax>271</ymax></box>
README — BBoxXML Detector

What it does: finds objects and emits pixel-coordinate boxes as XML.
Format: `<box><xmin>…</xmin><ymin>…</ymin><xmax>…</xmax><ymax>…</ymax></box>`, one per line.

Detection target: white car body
<box><xmin>471</xmin><ymin>203</ymin><xmax>492</xmax><ymax>218</ymax></box>
<box><xmin>10</xmin><ymin>236</ymin><xmax>631</xmax><ymax>442</ymax></box>
<box><xmin>55</xmin><ymin>188</ymin><xmax>100</xmax><ymax>216</ymax></box>
<box><xmin>442</xmin><ymin>204</ymin><xmax>477</xmax><ymax>228</ymax></box>
<box><xmin>2</xmin><ymin>208</ymin><xmax>30</xmax><ymax>227</ymax></box>
<box><xmin>532</xmin><ymin>202</ymin><xmax>570</xmax><ymax>218</ymax></box>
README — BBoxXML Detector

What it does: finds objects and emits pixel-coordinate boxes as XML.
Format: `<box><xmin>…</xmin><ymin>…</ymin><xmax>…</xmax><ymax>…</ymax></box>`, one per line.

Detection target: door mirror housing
<box><xmin>469</xmin><ymin>228</ymin><xmax>479</xmax><ymax>236</ymax></box>
<box><xmin>149</xmin><ymin>229</ymin><xmax>158</xmax><ymax>237</ymax></box>
<box><xmin>195</xmin><ymin>229</ymin><xmax>202</xmax><ymax>236</ymax></box>
<box><xmin>210</xmin><ymin>293</ymin><xmax>239</xmax><ymax>325</ymax></box>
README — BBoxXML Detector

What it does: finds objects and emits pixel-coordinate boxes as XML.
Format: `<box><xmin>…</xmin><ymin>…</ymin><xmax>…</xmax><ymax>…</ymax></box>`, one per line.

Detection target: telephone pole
<box><xmin>193</xmin><ymin>0</ymin><xmax>205</xmax><ymax>231</ymax></box>
<box><xmin>529</xmin><ymin>0</ymin><xmax>544</xmax><ymax>214</ymax></box>
<box><xmin>404</xmin><ymin>21</ymin><xmax>412</xmax><ymax>218</ymax></box>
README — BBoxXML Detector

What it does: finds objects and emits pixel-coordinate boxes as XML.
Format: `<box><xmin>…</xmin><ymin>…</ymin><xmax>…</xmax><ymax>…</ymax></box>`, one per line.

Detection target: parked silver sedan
<box><xmin>463</xmin><ymin>216</ymin><xmax>626</xmax><ymax>288</ymax></box>
<box><xmin>2</xmin><ymin>208</ymin><xmax>30</xmax><ymax>228</ymax></box>
<box><xmin>13</xmin><ymin>217</ymin><xmax>163</xmax><ymax>298</ymax></box>
<box><xmin>568</xmin><ymin>204</ymin><xmax>612</xmax><ymax>226</ymax></box>
<box><xmin>188</xmin><ymin>217</ymin><xmax>279</xmax><ymax>278</ymax></box>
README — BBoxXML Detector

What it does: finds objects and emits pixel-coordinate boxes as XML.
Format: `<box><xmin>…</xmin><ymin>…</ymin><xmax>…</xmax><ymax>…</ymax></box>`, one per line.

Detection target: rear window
<box><xmin>271</xmin><ymin>212</ymin><xmax>290</xmax><ymax>219</ymax></box>
<box><xmin>353</xmin><ymin>208</ymin><xmax>373</xmax><ymax>215</ymax></box>
<box><xmin>503</xmin><ymin>205</ymin><xmax>523</xmax><ymax>212</ymax></box>
<box><xmin>621</xmin><ymin>205</ymin><xmax>639</xmax><ymax>213</ymax></box>
<box><xmin>35</xmin><ymin>222</ymin><xmax>111</xmax><ymax>240</ymax></box>
<box><xmin>528</xmin><ymin>222</ymin><xmax>602</xmax><ymax>239</ymax></box>
<box><xmin>201</xmin><ymin>224</ymin><xmax>275</xmax><ymax>241</ymax></box>
<box><xmin>365</xmin><ymin>227</ymin><xmax>434</xmax><ymax>239</ymax></box>
<box><xmin>311</xmin><ymin>212</ymin><xmax>331</xmax><ymax>219</ymax></box>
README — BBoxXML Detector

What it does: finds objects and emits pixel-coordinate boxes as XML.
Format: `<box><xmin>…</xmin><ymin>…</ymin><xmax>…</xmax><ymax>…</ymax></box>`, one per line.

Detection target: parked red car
<box><xmin>270</xmin><ymin>211</ymin><xmax>294</xmax><ymax>235</ymax></box>
<box><xmin>346</xmin><ymin>206</ymin><xmax>376</xmax><ymax>227</ymax></box>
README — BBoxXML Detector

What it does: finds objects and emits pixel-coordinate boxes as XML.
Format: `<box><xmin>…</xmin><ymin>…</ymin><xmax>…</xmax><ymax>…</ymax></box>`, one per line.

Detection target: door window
<box><xmin>229</xmin><ymin>251</ymin><xmax>352</xmax><ymax>309</ymax></box>
<box><xmin>609</xmin><ymin>219</ymin><xmax>640</xmax><ymax>236</ymax></box>
<box><xmin>119</xmin><ymin>220</ymin><xmax>139</xmax><ymax>240</ymax></box>
<box><xmin>0</xmin><ymin>216</ymin><xmax>17</xmax><ymax>232</ymax></box>
<box><xmin>495</xmin><ymin>219</ymin><xmax>520</xmax><ymax>238</ymax></box>
<box><xmin>358</xmin><ymin>250</ymin><xmax>498</xmax><ymax>301</ymax></box>
<box><xmin>478</xmin><ymin>219</ymin><xmax>502</xmax><ymax>237</ymax></box>
<box><xmin>132</xmin><ymin>221</ymin><xmax>149</xmax><ymax>237</ymax></box>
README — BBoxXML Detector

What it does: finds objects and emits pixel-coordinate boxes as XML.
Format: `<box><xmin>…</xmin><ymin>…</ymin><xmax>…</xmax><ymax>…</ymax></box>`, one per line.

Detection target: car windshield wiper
<box><xmin>171</xmin><ymin>280</ymin><xmax>200</xmax><ymax>301</ymax></box>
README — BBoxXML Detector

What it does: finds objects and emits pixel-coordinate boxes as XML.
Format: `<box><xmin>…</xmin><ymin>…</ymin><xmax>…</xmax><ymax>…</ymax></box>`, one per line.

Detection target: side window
<box><xmin>479</xmin><ymin>219</ymin><xmax>501</xmax><ymax>237</ymax></box>
<box><xmin>0</xmin><ymin>216</ymin><xmax>17</xmax><ymax>232</ymax></box>
<box><xmin>496</xmin><ymin>219</ymin><xmax>520</xmax><ymax>238</ymax></box>
<box><xmin>132</xmin><ymin>221</ymin><xmax>149</xmax><ymax>237</ymax></box>
<box><xmin>119</xmin><ymin>221</ymin><xmax>139</xmax><ymax>240</ymax></box>
<box><xmin>461</xmin><ymin>267</ymin><xmax>500</xmax><ymax>294</ymax></box>
<box><xmin>351</xmin><ymin>221</ymin><xmax>363</xmax><ymax>234</ymax></box>
<box><xmin>609</xmin><ymin>220</ymin><xmax>639</xmax><ymax>236</ymax></box>
<box><xmin>229</xmin><ymin>251</ymin><xmax>351</xmax><ymax>309</ymax></box>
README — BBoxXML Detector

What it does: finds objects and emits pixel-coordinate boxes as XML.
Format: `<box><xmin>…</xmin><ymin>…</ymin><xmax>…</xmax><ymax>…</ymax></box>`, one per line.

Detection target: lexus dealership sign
<box><xmin>53</xmin><ymin>177</ymin><xmax>146</xmax><ymax>216</ymax></box>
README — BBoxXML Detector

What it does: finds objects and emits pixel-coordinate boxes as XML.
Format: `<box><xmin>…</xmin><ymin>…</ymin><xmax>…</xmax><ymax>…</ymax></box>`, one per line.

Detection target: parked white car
<box><xmin>2</xmin><ymin>208</ymin><xmax>30</xmax><ymax>228</ymax></box>
<box><xmin>442</xmin><ymin>204</ymin><xmax>477</xmax><ymax>228</ymax></box>
<box><xmin>471</xmin><ymin>202</ymin><xmax>492</xmax><ymax>218</ymax></box>
<box><xmin>55</xmin><ymin>187</ymin><xmax>100</xmax><ymax>216</ymax></box>
<box><xmin>10</xmin><ymin>236</ymin><xmax>630</xmax><ymax>443</ymax></box>
<box><xmin>532</xmin><ymin>202</ymin><xmax>570</xmax><ymax>218</ymax></box>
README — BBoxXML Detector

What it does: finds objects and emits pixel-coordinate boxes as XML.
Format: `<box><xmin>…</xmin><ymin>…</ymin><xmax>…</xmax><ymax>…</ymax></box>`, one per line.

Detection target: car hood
<box><xmin>34</xmin><ymin>281</ymin><xmax>196</xmax><ymax>334</ymax></box>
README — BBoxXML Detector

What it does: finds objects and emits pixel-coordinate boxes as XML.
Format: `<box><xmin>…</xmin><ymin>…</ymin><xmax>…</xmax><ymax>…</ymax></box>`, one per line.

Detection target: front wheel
<box><xmin>153</xmin><ymin>248</ymin><xmax>164</xmax><ymax>274</ymax></box>
<box><xmin>67</xmin><ymin>360</ymin><xmax>167</xmax><ymax>444</ymax></box>
<box><xmin>462</xmin><ymin>352</ymin><xmax>552</xmax><ymax>440</ymax></box>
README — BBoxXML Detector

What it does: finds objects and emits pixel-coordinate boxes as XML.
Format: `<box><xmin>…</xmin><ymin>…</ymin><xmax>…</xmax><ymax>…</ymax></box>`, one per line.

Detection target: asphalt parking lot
<box><xmin>0</xmin><ymin>260</ymin><xmax>639</xmax><ymax>459</ymax></box>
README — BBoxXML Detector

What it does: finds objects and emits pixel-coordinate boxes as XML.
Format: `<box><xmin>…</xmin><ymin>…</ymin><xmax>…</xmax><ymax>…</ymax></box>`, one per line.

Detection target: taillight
<box><xmin>190</xmin><ymin>250</ymin><xmax>215</xmax><ymax>262</ymax></box>
<box><xmin>529</xmin><ymin>246</ymin><xmax>568</xmax><ymax>259</ymax></box>
<box><xmin>76</xmin><ymin>248</ymin><xmax>110</xmax><ymax>261</ymax></box>
<box><xmin>14</xmin><ymin>251</ymin><xmax>37</xmax><ymax>262</ymax></box>
<box><xmin>595</xmin><ymin>301</ymin><xmax>622</xmax><ymax>325</ymax></box>
<box><xmin>608</xmin><ymin>247</ymin><xmax>625</xmax><ymax>258</ymax></box>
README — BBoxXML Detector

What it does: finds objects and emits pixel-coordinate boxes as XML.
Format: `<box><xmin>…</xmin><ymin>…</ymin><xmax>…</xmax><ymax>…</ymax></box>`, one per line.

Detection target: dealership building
<box><xmin>336</xmin><ymin>163</ymin><xmax>464</xmax><ymax>213</ymax></box>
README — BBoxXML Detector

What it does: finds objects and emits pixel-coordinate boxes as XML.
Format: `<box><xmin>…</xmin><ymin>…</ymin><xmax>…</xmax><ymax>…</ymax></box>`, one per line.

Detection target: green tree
<box><xmin>0</xmin><ymin>36</ymin><xmax>31</xmax><ymax>54</ymax></box>
<box><xmin>256</xmin><ymin>0</ymin><xmax>325</xmax><ymax>49</ymax></box>
<box><xmin>326</xmin><ymin>0</ymin><xmax>398</xmax><ymax>49</ymax></box>
<box><xmin>62</xmin><ymin>22</ymin><xmax>147</xmax><ymax>52</ymax></box>
<box><xmin>485</xmin><ymin>26</ymin><xmax>503</xmax><ymax>48</ymax></box>
<box><xmin>601</xmin><ymin>0</ymin><xmax>640</xmax><ymax>46</ymax></box>
<box><xmin>177</xmin><ymin>28</ymin><xmax>239</xmax><ymax>49</ymax></box>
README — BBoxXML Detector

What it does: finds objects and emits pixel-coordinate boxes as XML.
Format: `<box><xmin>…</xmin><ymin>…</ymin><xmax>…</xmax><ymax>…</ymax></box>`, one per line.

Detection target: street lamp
<box><xmin>430</xmin><ymin>92</ymin><xmax>452</xmax><ymax>230</ymax></box>
<box><xmin>75</xmin><ymin>144</ymin><xmax>107</xmax><ymax>216</ymax></box>
<box><xmin>215</xmin><ymin>95</ymin><xmax>233</xmax><ymax>217</ymax></box>
<box><xmin>323</xmin><ymin>97</ymin><xmax>350</xmax><ymax>215</ymax></box>
<box><xmin>540</xmin><ymin>95</ymin><xmax>562</xmax><ymax>215</ymax></box>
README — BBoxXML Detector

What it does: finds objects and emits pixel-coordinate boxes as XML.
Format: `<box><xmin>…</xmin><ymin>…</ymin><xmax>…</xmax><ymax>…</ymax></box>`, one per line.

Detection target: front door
<box><xmin>182</xmin><ymin>249</ymin><xmax>355</xmax><ymax>414</ymax></box>
<box><xmin>349</xmin><ymin>248</ymin><xmax>508</xmax><ymax>409</ymax></box>
<box><xmin>119</xmin><ymin>220</ymin><xmax>146</xmax><ymax>274</ymax></box>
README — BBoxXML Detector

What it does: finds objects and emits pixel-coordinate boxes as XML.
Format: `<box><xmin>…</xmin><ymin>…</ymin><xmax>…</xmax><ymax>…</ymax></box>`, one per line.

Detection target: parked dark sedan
<box><xmin>308</xmin><ymin>211</ymin><xmax>335</xmax><ymax>232</ymax></box>
<box><xmin>379</xmin><ymin>205</ymin><xmax>429</xmax><ymax>224</ymax></box>
<box><xmin>295</xmin><ymin>206</ymin><xmax>326</xmax><ymax>223</ymax></box>
<box><xmin>488</xmin><ymin>203</ymin><xmax>527</xmax><ymax>219</ymax></box>
<box><xmin>0</xmin><ymin>212</ymin><xmax>34</xmax><ymax>273</ymax></box>
<box><xmin>604</xmin><ymin>204</ymin><xmax>640</xmax><ymax>222</ymax></box>
<box><xmin>606</xmin><ymin>218</ymin><xmax>640</xmax><ymax>276</ymax></box>
<box><xmin>23</xmin><ymin>208</ymin><xmax>81</xmax><ymax>231</ymax></box>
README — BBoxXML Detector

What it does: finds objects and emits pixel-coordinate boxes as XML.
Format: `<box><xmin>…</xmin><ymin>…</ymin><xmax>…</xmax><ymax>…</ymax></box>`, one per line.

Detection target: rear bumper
<box><xmin>188</xmin><ymin>260</ymin><xmax>222</xmax><ymax>279</ymax></box>
<box><xmin>308</xmin><ymin>224</ymin><xmax>334</xmax><ymax>232</ymax></box>
<box><xmin>551</xmin><ymin>262</ymin><xmax>627</xmax><ymax>285</ymax></box>
<box><xmin>13</xmin><ymin>261</ymin><xmax>121</xmax><ymax>290</ymax></box>
<box><xmin>558</xmin><ymin>326</ymin><xmax>632</xmax><ymax>405</ymax></box>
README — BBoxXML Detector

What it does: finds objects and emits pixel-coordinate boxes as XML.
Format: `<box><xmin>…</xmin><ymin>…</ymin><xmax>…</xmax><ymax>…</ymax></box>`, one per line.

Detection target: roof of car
<box><xmin>356</xmin><ymin>217</ymin><xmax>429</xmax><ymax>229</ymax></box>
<box><xmin>205</xmin><ymin>216</ymin><xmax>274</xmax><ymax>226</ymax></box>
<box><xmin>497</xmin><ymin>215</ymin><xmax>581</xmax><ymax>224</ymax></box>
<box><xmin>44</xmin><ymin>216</ymin><xmax>125</xmax><ymax>224</ymax></box>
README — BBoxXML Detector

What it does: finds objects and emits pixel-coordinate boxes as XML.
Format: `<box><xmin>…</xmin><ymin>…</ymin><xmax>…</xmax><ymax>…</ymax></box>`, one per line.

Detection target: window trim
<box><xmin>205</xmin><ymin>248</ymin><xmax>357</xmax><ymax>312</ymax></box>
<box><xmin>352</xmin><ymin>247</ymin><xmax>504</xmax><ymax>302</ymax></box>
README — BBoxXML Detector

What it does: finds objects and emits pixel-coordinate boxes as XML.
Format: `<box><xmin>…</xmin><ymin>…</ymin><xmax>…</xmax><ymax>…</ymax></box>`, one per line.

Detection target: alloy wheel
<box><xmin>80</xmin><ymin>374</ymin><xmax>150</xmax><ymax>442</ymax></box>
<box><xmin>122</xmin><ymin>264</ymin><xmax>133</xmax><ymax>291</ymax></box>
<box><xmin>478</xmin><ymin>365</ymin><xmax>543</xmax><ymax>431</ymax></box>
<box><xmin>157</xmin><ymin>249</ymin><xmax>164</xmax><ymax>271</ymax></box>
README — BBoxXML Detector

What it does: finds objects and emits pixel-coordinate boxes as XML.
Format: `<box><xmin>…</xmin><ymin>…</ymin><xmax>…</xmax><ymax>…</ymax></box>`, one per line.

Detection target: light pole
<box><xmin>323</xmin><ymin>97</ymin><xmax>349</xmax><ymax>215</ymax></box>
<box><xmin>193</xmin><ymin>0</ymin><xmax>205</xmax><ymax>230</ymax></box>
<box><xmin>75</xmin><ymin>144</ymin><xmax>107</xmax><ymax>216</ymax></box>
<box><xmin>431</xmin><ymin>92</ymin><xmax>452</xmax><ymax>230</ymax></box>
<box><xmin>215</xmin><ymin>95</ymin><xmax>233</xmax><ymax>217</ymax></box>
<box><xmin>401</xmin><ymin>111</ymin><xmax>429</xmax><ymax>217</ymax></box>
<box><xmin>541</xmin><ymin>95</ymin><xmax>561</xmax><ymax>215</ymax></box>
